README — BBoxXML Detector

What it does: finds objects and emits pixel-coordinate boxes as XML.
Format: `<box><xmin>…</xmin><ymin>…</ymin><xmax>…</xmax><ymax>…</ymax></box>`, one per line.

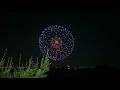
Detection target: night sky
<box><xmin>0</xmin><ymin>12</ymin><xmax>119</xmax><ymax>68</ymax></box>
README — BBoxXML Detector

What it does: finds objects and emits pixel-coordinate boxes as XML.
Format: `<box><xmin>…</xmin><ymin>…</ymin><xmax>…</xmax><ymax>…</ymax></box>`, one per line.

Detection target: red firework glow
<box><xmin>51</xmin><ymin>36</ymin><xmax>62</xmax><ymax>49</ymax></box>
<box><xmin>47</xmin><ymin>36</ymin><xmax>65</xmax><ymax>61</ymax></box>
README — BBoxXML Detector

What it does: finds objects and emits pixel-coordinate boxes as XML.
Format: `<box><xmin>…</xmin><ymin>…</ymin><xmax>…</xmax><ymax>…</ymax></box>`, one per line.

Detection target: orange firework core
<box><xmin>51</xmin><ymin>36</ymin><xmax>62</xmax><ymax>49</ymax></box>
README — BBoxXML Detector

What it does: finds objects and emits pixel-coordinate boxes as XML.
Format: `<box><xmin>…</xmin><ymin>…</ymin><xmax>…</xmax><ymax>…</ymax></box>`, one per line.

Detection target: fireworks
<box><xmin>39</xmin><ymin>25</ymin><xmax>74</xmax><ymax>61</ymax></box>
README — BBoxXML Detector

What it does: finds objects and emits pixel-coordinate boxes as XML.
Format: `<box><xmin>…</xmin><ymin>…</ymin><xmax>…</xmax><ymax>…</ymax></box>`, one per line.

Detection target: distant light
<box><xmin>67</xmin><ymin>65</ymin><xmax>70</xmax><ymax>67</ymax></box>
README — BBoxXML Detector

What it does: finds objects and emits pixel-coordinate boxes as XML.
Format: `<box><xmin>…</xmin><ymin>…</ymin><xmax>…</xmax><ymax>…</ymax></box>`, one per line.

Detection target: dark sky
<box><xmin>0</xmin><ymin>12</ymin><xmax>119</xmax><ymax>68</ymax></box>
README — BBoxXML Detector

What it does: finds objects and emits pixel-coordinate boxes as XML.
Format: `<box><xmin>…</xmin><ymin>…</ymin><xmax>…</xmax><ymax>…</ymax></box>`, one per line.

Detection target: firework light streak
<box><xmin>39</xmin><ymin>25</ymin><xmax>74</xmax><ymax>61</ymax></box>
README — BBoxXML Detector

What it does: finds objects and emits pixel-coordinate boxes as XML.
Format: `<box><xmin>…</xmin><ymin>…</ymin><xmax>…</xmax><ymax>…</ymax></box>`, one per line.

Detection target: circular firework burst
<box><xmin>39</xmin><ymin>25</ymin><xmax>74</xmax><ymax>61</ymax></box>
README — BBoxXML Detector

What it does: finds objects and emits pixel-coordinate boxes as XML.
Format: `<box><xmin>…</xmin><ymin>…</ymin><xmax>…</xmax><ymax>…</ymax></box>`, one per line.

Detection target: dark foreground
<box><xmin>47</xmin><ymin>65</ymin><xmax>120</xmax><ymax>79</ymax></box>
<box><xmin>0</xmin><ymin>64</ymin><xmax>120</xmax><ymax>79</ymax></box>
